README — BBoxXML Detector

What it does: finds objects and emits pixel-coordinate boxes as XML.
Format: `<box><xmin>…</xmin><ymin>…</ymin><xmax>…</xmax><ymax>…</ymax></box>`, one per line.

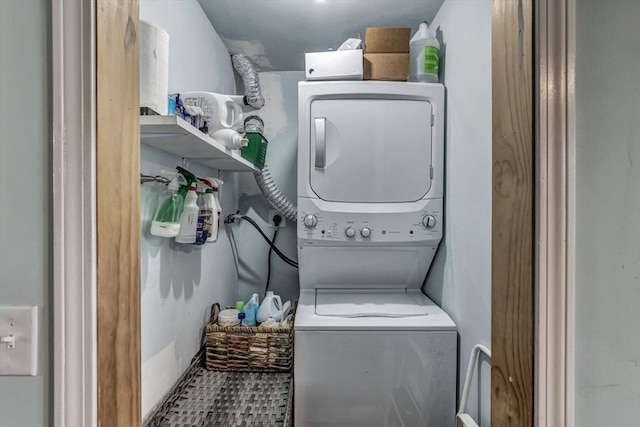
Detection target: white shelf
<box><xmin>140</xmin><ymin>115</ymin><xmax>258</xmax><ymax>172</ymax></box>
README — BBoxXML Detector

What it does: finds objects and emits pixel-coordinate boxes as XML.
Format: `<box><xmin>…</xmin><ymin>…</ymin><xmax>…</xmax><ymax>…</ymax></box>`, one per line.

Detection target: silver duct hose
<box><xmin>254</xmin><ymin>164</ymin><xmax>298</xmax><ymax>222</ymax></box>
<box><xmin>231</xmin><ymin>54</ymin><xmax>265</xmax><ymax>109</ymax></box>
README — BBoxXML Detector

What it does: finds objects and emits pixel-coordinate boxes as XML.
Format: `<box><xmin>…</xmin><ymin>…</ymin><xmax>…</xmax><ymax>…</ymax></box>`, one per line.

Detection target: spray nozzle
<box><xmin>156</xmin><ymin>170</ymin><xmax>186</xmax><ymax>191</ymax></box>
<box><xmin>199</xmin><ymin>178</ymin><xmax>215</xmax><ymax>193</ymax></box>
<box><xmin>176</xmin><ymin>166</ymin><xmax>198</xmax><ymax>186</ymax></box>
<box><xmin>209</xmin><ymin>177</ymin><xmax>224</xmax><ymax>191</ymax></box>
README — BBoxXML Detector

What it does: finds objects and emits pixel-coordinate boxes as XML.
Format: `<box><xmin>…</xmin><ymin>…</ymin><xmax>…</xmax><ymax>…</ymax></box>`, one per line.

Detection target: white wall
<box><xmin>0</xmin><ymin>1</ymin><xmax>51</xmax><ymax>426</ymax></box>
<box><xmin>140</xmin><ymin>0</ymin><xmax>235</xmax><ymax>93</ymax></box>
<box><xmin>423</xmin><ymin>1</ymin><xmax>492</xmax><ymax>425</ymax></box>
<box><xmin>235</xmin><ymin>71</ymin><xmax>303</xmax><ymax>304</ymax></box>
<box><xmin>574</xmin><ymin>0</ymin><xmax>640</xmax><ymax>424</ymax></box>
<box><xmin>139</xmin><ymin>0</ymin><xmax>240</xmax><ymax>418</ymax></box>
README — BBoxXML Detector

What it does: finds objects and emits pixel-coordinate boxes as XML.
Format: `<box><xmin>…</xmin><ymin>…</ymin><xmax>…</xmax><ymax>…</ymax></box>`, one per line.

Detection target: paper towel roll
<box><xmin>140</xmin><ymin>20</ymin><xmax>169</xmax><ymax>115</ymax></box>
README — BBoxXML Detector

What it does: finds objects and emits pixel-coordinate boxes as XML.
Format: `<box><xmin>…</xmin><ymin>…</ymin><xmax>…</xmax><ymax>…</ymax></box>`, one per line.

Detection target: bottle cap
<box><xmin>238</xmin><ymin>312</ymin><xmax>246</xmax><ymax>320</ymax></box>
<box><xmin>235</xmin><ymin>301</ymin><xmax>245</xmax><ymax>311</ymax></box>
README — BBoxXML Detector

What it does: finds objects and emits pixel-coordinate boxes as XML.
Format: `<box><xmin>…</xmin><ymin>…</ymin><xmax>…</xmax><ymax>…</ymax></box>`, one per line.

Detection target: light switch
<box><xmin>0</xmin><ymin>306</ymin><xmax>38</xmax><ymax>376</ymax></box>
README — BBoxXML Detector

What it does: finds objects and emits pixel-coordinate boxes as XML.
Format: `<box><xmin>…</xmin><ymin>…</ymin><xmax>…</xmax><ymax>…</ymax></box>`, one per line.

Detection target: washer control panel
<box><xmin>297</xmin><ymin>199</ymin><xmax>442</xmax><ymax>244</ymax></box>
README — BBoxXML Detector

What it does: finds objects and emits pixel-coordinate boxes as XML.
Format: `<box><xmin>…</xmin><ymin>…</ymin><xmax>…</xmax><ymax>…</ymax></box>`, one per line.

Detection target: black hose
<box><xmin>240</xmin><ymin>215</ymin><xmax>298</xmax><ymax>268</ymax></box>
<box><xmin>265</xmin><ymin>228</ymin><xmax>278</xmax><ymax>296</ymax></box>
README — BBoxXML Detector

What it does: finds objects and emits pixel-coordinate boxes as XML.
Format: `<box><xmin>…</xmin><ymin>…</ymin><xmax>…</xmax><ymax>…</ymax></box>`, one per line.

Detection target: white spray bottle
<box><xmin>194</xmin><ymin>181</ymin><xmax>212</xmax><ymax>246</ymax></box>
<box><xmin>207</xmin><ymin>177</ymin><xmax>224</xmax><ymax>242</ymax></box>
<box><xmin>200</xmin><ymin>178</ymin><xmax>217</xmax><ymax>244</ymax></box>
<box><xmin>175</xmin><ymin>182</ymin><xmax>199</xmax><ymax>244</ymax></box>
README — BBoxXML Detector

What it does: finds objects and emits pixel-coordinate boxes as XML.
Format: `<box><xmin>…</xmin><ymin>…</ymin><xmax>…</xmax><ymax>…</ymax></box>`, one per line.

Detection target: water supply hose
<box><xmin>226</xmin><ymin>214</ymin><xmax>298</xmax><ymax>268</ymax></box>
<box><xmin>231</xmin><ymin>54</ymin><xmax>265</xmax><ymax>109</ymax></box>
<box><xmin>254</xmin><ymin>164</ymin><xmax>298</xmax><ymax>222</ymax></box>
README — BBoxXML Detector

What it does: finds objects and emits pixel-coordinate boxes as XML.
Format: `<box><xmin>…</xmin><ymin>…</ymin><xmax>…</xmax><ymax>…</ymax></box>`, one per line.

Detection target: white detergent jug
<box><xmin>256</xmin><ymin>291</ymin><xmax>283</xmax><ymax>323</ymax></box>
<box><xmin>409</xmin><ymin>20</ymin><xmax>440</xmax><ymax>83</ymax></box>
<box><xmin>208</xmin><ymin>93</ymin><xmax>243</xmax><ymax>132</ymax></box>
<box><xmin>180</xmin><ymin>91</ymin><xmax>243</xmax><ymax>133</ymax></box>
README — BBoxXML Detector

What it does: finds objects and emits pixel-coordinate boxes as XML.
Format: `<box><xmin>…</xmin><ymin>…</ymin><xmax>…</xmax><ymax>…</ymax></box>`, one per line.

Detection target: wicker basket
<box><xmin>205</xmin><ymin>302</ymin><xmax>295</xmax><ymax>372</ymax></box>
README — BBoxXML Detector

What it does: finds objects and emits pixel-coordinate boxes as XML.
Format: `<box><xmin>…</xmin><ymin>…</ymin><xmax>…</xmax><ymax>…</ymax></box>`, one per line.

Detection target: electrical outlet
<box><xmin>268</xmin><ymin>210</ymin><xmax>286</xmax><ymax>228</ymax></box>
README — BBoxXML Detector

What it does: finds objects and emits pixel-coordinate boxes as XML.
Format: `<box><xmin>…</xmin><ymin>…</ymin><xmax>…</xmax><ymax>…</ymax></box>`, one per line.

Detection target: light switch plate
<box><xmin>0</xmin><ymin>306</ymin><xmax>38</xmax><ymax>376</ymax></box>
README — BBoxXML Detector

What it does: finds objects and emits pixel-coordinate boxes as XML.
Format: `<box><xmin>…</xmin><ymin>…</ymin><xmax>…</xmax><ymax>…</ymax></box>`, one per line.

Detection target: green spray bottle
<box><xmin>149</xmin><ymin>166</ymin><xmax>198</xmax><ymax>238</ymax></box>
<box><xmin>150</xmin><ymin>172</ymin><xmax>184</xmax><ymax>237</ymax></box>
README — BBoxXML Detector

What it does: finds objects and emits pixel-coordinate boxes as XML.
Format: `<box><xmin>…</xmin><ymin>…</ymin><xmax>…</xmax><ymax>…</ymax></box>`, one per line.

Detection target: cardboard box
<box><xmin>364</xmin><ymin>27</ymin><xmax>411</xmax><ymax>53</ymax></box>
<box><xmin>363</xmin><ymin>53</ymin><xmax>409</xmax><ymax>81</ymax></box>
<box><xmin>305</xmin><ymin>50</ymin><xmax>363</xmax><ymax>81</ymax></box>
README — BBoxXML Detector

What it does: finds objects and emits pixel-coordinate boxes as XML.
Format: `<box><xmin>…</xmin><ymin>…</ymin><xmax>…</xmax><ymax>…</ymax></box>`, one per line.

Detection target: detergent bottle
<box><xmin>243</xmin><ymin>293</ymin><xmax>260</xmax><ymax>327</ymax></box>
<box><xmin>409</xmin><ymin>20</ymin><xmax>440</xmax><ymax>83</ymax></box>
<box><xmin>257</xmin><ymin>291</ymin><xmax>283</xmax><ymax>323</ymax></box>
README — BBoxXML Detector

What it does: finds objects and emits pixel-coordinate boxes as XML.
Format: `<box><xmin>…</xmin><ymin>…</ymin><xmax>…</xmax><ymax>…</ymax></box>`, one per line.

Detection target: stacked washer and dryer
<box><xmin>294</xmin><ymin>81</ymin><xmax>457</xmax><ymax>426</ymax></box>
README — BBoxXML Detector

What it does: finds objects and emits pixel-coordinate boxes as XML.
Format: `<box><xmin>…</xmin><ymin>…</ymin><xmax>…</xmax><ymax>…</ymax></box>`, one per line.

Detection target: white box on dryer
<box><xmin>304</xmin><ymin>50</ymin><xmax>363</xmax><ymax>81</ymax></box>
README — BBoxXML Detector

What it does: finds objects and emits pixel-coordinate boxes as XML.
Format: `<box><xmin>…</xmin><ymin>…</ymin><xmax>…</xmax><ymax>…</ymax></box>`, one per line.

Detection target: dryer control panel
<box><xmin>297</xmin><ymin>198</ymin><xmax>442</xmax><ymax>245</ymax></box>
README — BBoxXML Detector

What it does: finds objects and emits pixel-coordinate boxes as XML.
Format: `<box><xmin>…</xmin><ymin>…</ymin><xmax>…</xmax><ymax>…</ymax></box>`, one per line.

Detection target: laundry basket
<box><xmin>205</xmin><ymin>302</ymin><xmax>295</xmax><ymax>372</ymax></box>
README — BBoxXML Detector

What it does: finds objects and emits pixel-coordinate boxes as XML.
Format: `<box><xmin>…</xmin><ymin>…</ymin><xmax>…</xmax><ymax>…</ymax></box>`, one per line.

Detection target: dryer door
<box><xmin>309</xmin><ymin>98</ymin><xmax>433</xmax><ymax>203</ymax></box>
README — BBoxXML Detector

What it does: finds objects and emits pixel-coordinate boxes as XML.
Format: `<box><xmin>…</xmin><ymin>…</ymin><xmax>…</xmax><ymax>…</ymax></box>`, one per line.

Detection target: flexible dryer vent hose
<box><xmin>231</xmin><ymin>54</ymin><xmax>265</xmax><ymax>109</ymax></box>
<box><xmin>254</xmin><ymin>164</ymin><xmax>298</xmax><ymax>222</ymax></box>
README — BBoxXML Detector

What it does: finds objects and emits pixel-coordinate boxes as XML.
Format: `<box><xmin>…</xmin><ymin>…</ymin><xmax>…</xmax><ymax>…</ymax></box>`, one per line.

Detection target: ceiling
<box><xmin>198</xmin><ymin>0</ymin><xmax>444</xmax><ymax>72</ymax></box>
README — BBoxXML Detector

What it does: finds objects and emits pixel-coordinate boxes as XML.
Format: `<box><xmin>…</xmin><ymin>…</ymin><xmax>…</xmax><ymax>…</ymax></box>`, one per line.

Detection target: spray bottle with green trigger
<box><xmin>150</xmin><ymin>171</ymin><xmax>185</xmax><ymax>238</ymax></box>
<box><xmin>175</xmin><ymin>166</ymin><xmax>198</xmax><ymax>195</ymax></box>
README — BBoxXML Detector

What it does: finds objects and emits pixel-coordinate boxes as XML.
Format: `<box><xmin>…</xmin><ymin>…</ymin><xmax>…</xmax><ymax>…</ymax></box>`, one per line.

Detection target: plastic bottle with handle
<box><xmin>409</xmin><ymin>20</ymin><xmax>440</xmax><ymax>83</ymax></box>
<box><xmin>257</xmin><ymin>291</ymin><xmax>283</xmax><ymax>323</ymax></box>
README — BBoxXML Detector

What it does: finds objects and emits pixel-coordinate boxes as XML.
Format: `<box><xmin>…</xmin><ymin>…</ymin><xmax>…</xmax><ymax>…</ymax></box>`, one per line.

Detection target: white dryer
<box><xmin>295</xmin><ymin>81</ymin><xmax>456</xmax><ymax>426</ymax></box>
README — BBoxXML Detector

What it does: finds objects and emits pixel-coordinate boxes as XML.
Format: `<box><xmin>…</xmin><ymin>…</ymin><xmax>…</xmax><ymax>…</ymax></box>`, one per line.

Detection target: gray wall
<box><xmin>423</xmin><ymin>1</ymin><xmax>492</xmax><ymax>425</ymax></box>
<box><xmin>574</xmin><ymin>0</ymin><xmax>640</xmax><ymax>424</ymax></box>
<box><xmin>139</xmin><ymin>0</ymin><xmax>241</xmax><ymax>417</ymax></box>
<box><xmin>0</xmin><ymin>0</ymin><xmax>51</xmax><ymax>425</ymax></box>
<box><xmin>236</xmin><ymin>71</ymin><xmax>303</xmax><ymax>304</ymax></box>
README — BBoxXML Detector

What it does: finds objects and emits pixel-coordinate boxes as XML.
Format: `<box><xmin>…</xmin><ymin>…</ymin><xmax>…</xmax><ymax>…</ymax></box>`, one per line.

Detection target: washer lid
<box><xmin>315</xmin><ymin>290</ymin><xmax>427</xmax><ymax>317</ymax></box>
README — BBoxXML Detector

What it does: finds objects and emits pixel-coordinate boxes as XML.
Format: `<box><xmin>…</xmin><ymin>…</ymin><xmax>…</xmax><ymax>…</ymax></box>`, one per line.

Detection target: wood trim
<box><xmin>96</xmin><ymin>0</ymin><xmax>141</xmax><ymax>426</ymax></box>
<box><xmin>52</xmin><ymin>0</ymin><xmax>97</xmax><ymax>426</ymax></box>
<box><xmin>536</xmin><ymin>0</ymin><xmax>572</xmax><ymax>425</ymax></box>
<box><xmin>491</xmin><ymin>0</ymin><xmax>535</xmax><ymax>426</ymax></box>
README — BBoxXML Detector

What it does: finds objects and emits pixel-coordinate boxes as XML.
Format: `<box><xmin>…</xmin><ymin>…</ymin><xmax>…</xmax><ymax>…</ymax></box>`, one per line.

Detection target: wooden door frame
<box><xmin>492</xmin><ymin>0</ymin><xmax>535</xmax><ymax>426</ymax></box>
<box><xmin>95</xmin><ymin>0</ymin><xmax>141</xmax><ymax>426</ymax></box>
<box><xmin>53</xmin><ymin>1</ymin><xmax>539</xmax><ymax>426</ymax></box>
<box><xmin>53</xmin><ymin>1</ymin><xmax>140</xmax><ymax>427</ymax></box>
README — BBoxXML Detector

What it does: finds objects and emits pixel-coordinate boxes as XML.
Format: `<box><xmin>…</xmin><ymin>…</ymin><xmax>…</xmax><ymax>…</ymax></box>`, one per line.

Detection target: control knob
<box><xmin>303</xmin><ymin>214</ymin><xmax>318</xmax><ymax>228</ymax></box>
<box><xmin>422</xmin><ymin>215</ymin><xmax>437</xmax><ymax>229</ymax></box>
<box><xmin>360</xmin><ymin>227</ymin><xmax>371</xmax><ymax>238</ymax></box>
<box><xmin>345</xmin><ymin>227</ymin><xmax>356</xmax><ymax>238</ymax></box>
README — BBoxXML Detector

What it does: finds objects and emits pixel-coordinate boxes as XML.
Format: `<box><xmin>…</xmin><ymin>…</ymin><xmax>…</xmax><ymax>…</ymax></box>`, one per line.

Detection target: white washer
<box><xmin>295</xmin><ymin>289</ymin><xmax>456</xmax><ymax>426</ymax></box>
<box><xmin>295</xmin><ymin>81</ymin><xmax>456</xmax><ymax>426</ymax></box>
